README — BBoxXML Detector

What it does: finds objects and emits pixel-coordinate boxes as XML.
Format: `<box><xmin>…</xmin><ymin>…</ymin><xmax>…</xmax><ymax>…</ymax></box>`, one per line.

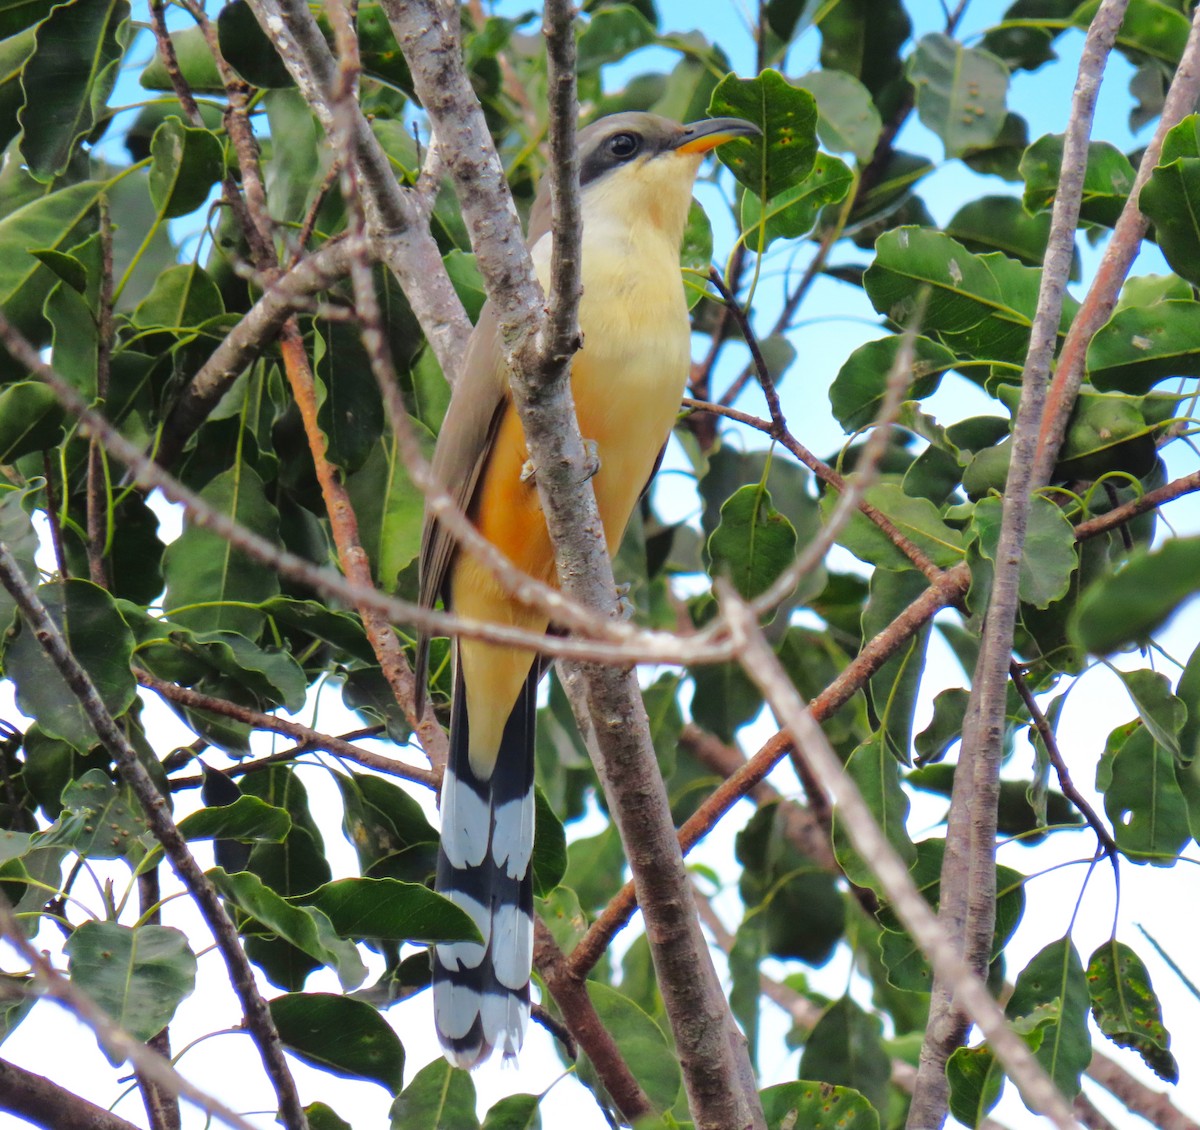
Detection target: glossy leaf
<box><xmin>1072</xmin><ymin>534</ymin><xmax>1200</xmax><ymax>652</ymax></box>
<box><xmin>1073</xmin><ymin>0</ymin><xmax>1190</xmax><ymax>66</ymax></box>
<box><xmin>148</xmin><ymin>116</ymin><xmax>224</xmax><ymax>220</ymax></box>
<box><xmin>1088</xmin><ymin>301</ymin><xmax>1200</xmax><ymax>393</ymax></box>
<box><xmin>1112</xmin><ymin>668</ymin><xmax>1184</xmax><ymax>762</ymax></box>
<box><xmin>799</xmin><ymin>997</ymin><xmax>890</xmax><ymax>1118</ymax></box>
<box><xmin>39</xmin><ymin>769</ymin><xmax>147</xmax><ymax>859</ymax></box>
<box><xmin>532</xmin><ymin>786</ymin><xmax>566</xmax><ymax>897</ymax></box>
<box><xmin>946</xmin><ymin>195</ymin><xmax>1065</xmax><ymax>270</ymax></box>
<box><xmin>906</xmin><ymin>33</ymin><xmax>1009</xmax><ymax>158</ymax></box>
<box><xmin>0</xmin><ymin>381</ymin><xmax>62</xmax><ymax>461</ymax></box>
<box><xmin>824</xmin><ymin>480</ymin><xmax>965</xmax><ymax>571</ymax></box>
<box><xmin>65</xmin><ymin>922</ymin><xmax>196</xmax><ymax>1044</ymax></box>
<box><xmin>586</xmin><ymin>982</ymin><xmax>682</xmax><ymax>1112</ymax></box>
<box><xmin>208</xmin><ymin>867</ymin><xmax>367</xmax><ymax>990</ymax></box>
<box><xmin>162</xmin><ymin>462</ymin><xmax>281</xmax><ymax>639</ymax></box>
<box><xmin>140</xmin><ymin>26</ymin><xmax>222</xmax><ymax>91</ymax></box>
<box><xmin>760</xmin><ymin>1081</ymin><xmax>880</xmax><ymax>1130</ymax></box>
<box><xmin>389</xmin><ymin>1059</ymin><xmax>479</xmax><ymax>1130</ymax></box>
<box><xmin>741</xmin><ymin>152</ymin><xmax>853</xmax><ymax>249</ymax></box>
<box><xmin>1021</xmin><ymin>134</ymin><xmax>1135</xmax><ymax>227</ymax></box>
<box><xmin>308</xmin><ymin>877</ymin><xmax>479</xmax><ymax>943</ymax></box>
<box><xmin>1006</xmin><ymin>937</ymin><xmax>1092</xmax><ymax>1100</ymax></box>
<box><xmin>217</xmin><ymin>0</ymin><xmax>294</xmax><ymax>88</ymax></box>
<box><xmin>830</xmin><ymin>334</ymin><xmax>957</xmax><ymax>434</ymax></box>
<box><xmin>709</xmin><ymin>68</ymin><xmax>818</xmax><ymax>199</ymax></box>
<box><xmin>1087</xmin><ymin>939</ymin><xmax>1178</xmax><ymax>1082</ymax></box>
<box><xmin>3</xmin><ymin>580</ymin><xmax>136</xmax><ymax>752</ymax></box>
<box><xmin>271</xmin><ymin>992</ymin><xmax>404</xmax><ymax>1092</ymax></box>
<box><xmin>481</xmin><ymin>1093</ymin><xmax>540</xmax><ymax>1130</ymax></box>
<box><xmin>176</xmin><ymin>796</ymin><xmax>292</xmax><ymax>845</ymax></box>
<box><xmin>794</xmin><ymin>69</ymin><xmax>881</xmax><ymax>162</ymax></box>
<box><xmin>833</xmin><ymin>736</ymin><xmax>916</xmax><ymax>892</ymax></box>
<box><xmin>969</xmin><ymin>495</ymin><xmax>1076</xmax><ymax>610</ymax></box>
<box><xmin>17</xmin><ymin>0</ymin><xmax>129</xmax><ymax>180</ymax></box>
<box><xmin>706</xmin><ymin>483</ymin><xmax>797</xmax><ymax>607</ymax></box>
<box><xmin>1102</xmin><ymin>725</ymin><xmax>1191</xmax><ymax>863</ymax></box>
<box><xmin>946</xmin><ymin>1042</ymin><xmax>1006</xmax><ymax>1126</ymax></box>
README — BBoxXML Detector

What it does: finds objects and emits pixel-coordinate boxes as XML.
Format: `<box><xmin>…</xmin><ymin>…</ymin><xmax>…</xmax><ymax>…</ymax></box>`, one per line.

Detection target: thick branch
<box><xmin>1087</xmin><ymin>1050</ymin><xmax>1200</xmax><ymax>1130</ymax></box>
<box><xmin>911</xmin><ymin>5</ymin><xmax>1129</xmax><ymax>1124</ymax></box>
<box><xmin>0</xmin><ymin>549</ymin><xmax>308</xmax><ymax>1130</ymax></box>
<box><xmin>0</xmin><ymin>1057</ymin><xmax>141</xmax><ymax>1130</ymax></box>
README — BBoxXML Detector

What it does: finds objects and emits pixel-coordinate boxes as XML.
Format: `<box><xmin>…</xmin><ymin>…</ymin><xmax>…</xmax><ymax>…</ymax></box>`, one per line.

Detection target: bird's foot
<box><xmin>614</xmin><ymin>581</ymin><xmax>635</xmax><ymax>621</ymax></box>
<box><xmin>519</xmin><ymin>457</ymin><xmax>537</xmax><ymax>484</ymax></box>
<box><xmin>579</xmin><ymin>438</ymin><xmax>601</xmax><ymax>483</ymax></box>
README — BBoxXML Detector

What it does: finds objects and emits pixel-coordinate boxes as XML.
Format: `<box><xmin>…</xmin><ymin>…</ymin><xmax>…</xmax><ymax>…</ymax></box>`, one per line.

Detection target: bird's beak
<box><xmin>671</xmin><ymin>116</ymin><xmax>761</xmax><ymax>154</ymax></box>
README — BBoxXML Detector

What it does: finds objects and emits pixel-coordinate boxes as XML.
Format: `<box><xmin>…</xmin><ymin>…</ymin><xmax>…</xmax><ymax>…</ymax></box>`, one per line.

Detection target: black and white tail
<box><xmin>432</xmin><ymin>662</ymin><xmax>536</xmax><ymax>1068</ymax></box>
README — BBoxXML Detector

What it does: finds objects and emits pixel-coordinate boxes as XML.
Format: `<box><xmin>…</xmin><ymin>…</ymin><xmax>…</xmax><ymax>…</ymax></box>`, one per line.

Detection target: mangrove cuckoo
<box><xmin>416</xmin><ymin>111</ymin><xmax>759</xmax><ymax>1068</ymax></box>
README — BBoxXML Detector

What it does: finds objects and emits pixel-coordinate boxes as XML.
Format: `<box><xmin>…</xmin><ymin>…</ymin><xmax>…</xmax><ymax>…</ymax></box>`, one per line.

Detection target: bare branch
<box><xmin>134</xmin><ymin>668</ymin><xmax>437</xmax><ymax>788</ymax></box>
<box><xmin>0</xmin><ymin>1056</ymin><xmax>142</xmax><ymax>1130</ymax></box>
<box><xmin>0</xmin><ymin>548</ymin><xmax>309</xmax><ymax>1130</ymax></box>
<box><xmin>1087</xmin><ymin>1050</ymin><xmax>1200</xmax><ymax>1130</ymax></box>
<box><xmin>722</xmin><ymin>589</ymin><xmax>1080</xmax><ymax>1129</ymax></box>
<box><xmin>0</xmin><ymin>903</ymin><xmax>261</xmax><ymax>1130</ymax></box>
<box><xmin>911</xmin><ymin>4</ymin><xmax>1130</xmax><ymax>1122</ymax></box>
<box><xmin>1033</xmin><ymin>3</ymin><xmax>1200</xmax><ymax>485</ymax></box>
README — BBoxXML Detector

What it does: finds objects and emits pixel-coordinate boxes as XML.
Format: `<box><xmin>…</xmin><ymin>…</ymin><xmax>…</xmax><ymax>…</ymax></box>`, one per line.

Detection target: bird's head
<box><xmin>531</xmin><ymin>111</ymin><xmax>760</xmax><ymax>247</ymax></box>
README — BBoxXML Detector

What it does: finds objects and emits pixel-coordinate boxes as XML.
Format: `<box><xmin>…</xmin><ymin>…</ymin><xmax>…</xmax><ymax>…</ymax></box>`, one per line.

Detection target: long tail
<box><xmin>432</xmin><ymin>658</ymin><xmax>536</xmax><ymax>1068</ymax></box>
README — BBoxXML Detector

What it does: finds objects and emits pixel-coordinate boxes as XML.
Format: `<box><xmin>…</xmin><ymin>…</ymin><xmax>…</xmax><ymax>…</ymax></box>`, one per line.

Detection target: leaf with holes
<box><xmin>1087</xmin><ymin>940</ymin><xmax>1178</xmax><ymax>1082</ymax></box>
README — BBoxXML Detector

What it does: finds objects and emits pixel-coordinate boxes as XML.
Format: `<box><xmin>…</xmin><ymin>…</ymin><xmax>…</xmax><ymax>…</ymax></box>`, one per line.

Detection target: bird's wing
<box><xmin>415</xmin><ymin>301</ymin><xmax>510</xmax><ymax>704</ymax></box>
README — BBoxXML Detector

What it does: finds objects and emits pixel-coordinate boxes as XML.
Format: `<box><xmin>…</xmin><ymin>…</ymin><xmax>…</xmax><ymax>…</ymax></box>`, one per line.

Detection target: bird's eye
<box><xmin>607</xmin><ymin>132</ymin><xmax>640</xmax><ymax>159</ymax></box>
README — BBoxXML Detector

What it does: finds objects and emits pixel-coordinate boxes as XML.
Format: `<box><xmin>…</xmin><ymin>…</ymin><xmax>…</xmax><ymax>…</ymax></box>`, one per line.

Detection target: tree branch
<box><xmin>0</xmin><ymin>1056</ymin><xmax>142</xmax><ymax>1130</ymax></box>
<box><xmin>911</xmin><ymin>4</ymin><xmax>1129</xmax><ymax>1123</ymax></box>
<box><xmin>723</xmin><ymin>589</ymin><xmax>1080</xmax><ymax>1129</ymax></box>
<box><xmin>1087</xmin><ymin>1050</ymin><xmax>1200</xmax><ymax>1130</ymax></box>
<box><xmin>0</xmin><ymin>549</ymin><xmax>309</xmax><ymax>1130</ymax></box>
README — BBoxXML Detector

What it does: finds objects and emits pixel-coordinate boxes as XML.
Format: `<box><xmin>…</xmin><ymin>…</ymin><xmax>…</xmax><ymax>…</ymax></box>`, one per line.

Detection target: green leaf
<box><xmin>1087</xmin><ymin>300</ymin><xmax>1200</xmax><ymax>393</ymax></box>
<box><xmin>532</xmin><ymin>786</ymin><xmax>566</xmax><ymax>897</ymax></box>
<box><xmin>576</xmin><ymin>4</ymin><xmax>655</xmax><ymax>70</ymax></box>
<box><xmin>1177</xmin><ymin>639</ymin><xmax>1200</xmax><ymax>766</ymax></box>
<box><xmin>271</xmin><ymin>992</ymin><xmax>404</xmax><ymax>1092</ymax></box>
<box><xmin>794</xmin><ymin>69</ymin><xmax>881</xmax><ymax>162</ymax></box>
<box><xmin>305</xmin><ymin>1103</ymin><xmax>353</xmax><ymax>1130</ymax></box>
<box><xmin>969</xmin><ymin>495</ymin><xmax>1076</xmax><ymax>609</ymax></box>
<box><xmin>1072</xmin><ymin>0</ymin><xmax>1190</xmax><ymax>67</ymax></box>
<box><xmin>1005</xmin><ymin>937</ymin><xmax>1092</xmax><ymax>1099</ymax></box>
<box><xmin>0</xmin><ymin>381</ymin><xmax>62</xmax><ymax>462</ymax></box>
<box><xmin>586</xmin><ymin>982</ymin><xmax>681</xmax><ymax>1112</ymax></box>
<box><xmin>2</xmin><ymin>580</ymin><xmax>136</xmax><ymax>752</ymax></box>
<box><xmin>1021</xmin><ymin>134</ymin><xmax>1135</xmax><ymax>227</ymax></box>
<box><xmin>208</xmin><ymin>867</ymin><xmax>367</xmax><ymax>990</ymax></box>
<box><xmin>141</xmin><ymin>26</ymin><xmax>223</xmax><ymax>92</ymax></box>
<box><xmin>148</xmin><ymin>116</ymin><xmax>224</xmax><ymax>220</ymax></box>
<box><xmin>0</xmin><ymin>180</ymin><xmax>102</xmax><ymax>343</ymax></box>
<box><xmin>681</xmin><ymin>197</ymin><xmax>712</xmax><ymax>307</ymax></box>
<box><xmin>0</xmin><ymin>26</ymin><xmax>37</xmax><ymax>156</ymax></box>
<box><xmin>1140</xmin><ymin>156</ymin><xmax>1200</xmax><ymax>285</ymax></box>
<box><xmin>1111</xmin><ymin>668</ymin><xmax>1184</xmax><ymax>762</ymax></box>
<box><xmin>799</xmin><ymin>996</ymin><xmax>890</xmax><ymax>1118</ymax></box>
<box><xmin>308</xmin><ymin>877</ymin><xmax>480</xmax><ymax>943</ymax></box>
<box><xmin>65</xmin><ymin>922</ymin><xmax>196</xmax><ymax>1045</ymax></box>
<box><xmin>760</xmin><ymin>1081</ymin><xmax>880</xmax><ymax>1130</ymax></box>
<box><xmin>708</xmin><ymin>69</ymin><xmax>818</xmax><ymax>199</ymax></box>
<box><xmin>906</xmin><ymin>33</ymin><xmax>1009</xmax><ymax>158</ymax></box>
<box><xmin>946</xmin><ymin>195</ymin><xmax>1066</xmax><ymax>271</ymax></box>
<box><xmin>830</xmin><ymin>335</ymin><xmax>957</xmax><ymax>432</ymax></box>
<box><xmin>481</xmin><ymin>1093</ymin><xmax>540</xmax><ymax>1130</ymax></box>
<box><xmin>740</xmin><ymin>152</ymin><xmax>853</xmax><ymax>249</ymax></box>
<box><xmin>335</xmin><ymin>771</ymin><xmax>438</xmax><ymax>884</ymax></box>
<box><xmin>217</xmin><ymin>0</ymin><xmax>294</xmax><ymax>88</ymax></box>
<box><xmin>176</xmin><ymin>796</ymin><xmax>292</xmax><ymax>845</ymax></box>
<box><xmin>689</xmin><ymin>659</ymin><xmax>762</xmax><ymax>742</ymax></box>
<box><xmin>1072</xmin><ymin>535</ymin><xmax>1200</xmax><ymax>652</ymax></box>
<box><xmin>346</xmin><ymin>424</ymin><xmax>435</xmax><ymax>588</ymax></box>
<box><xmin>38</xmin><ymin>768</ymin><xmax>148</xmax><ymax>860</ymax></box>
<box><xmin>1102</xmin><ymin>725</ymin><xmax>1191</xmax><ymax>863</ymax></box>
<box><xmin>824</xmin><ymin>480</ymin><xmax>965</xmax><ymax>571</ymax></box>
<box><xmin>946</xmin><ymin>1042</ymin><xmax>1006</xmax><ymax>1127</ymax></box>
<box><xmin>706</xmin><ymin>483</ymin><xmax>797</xmax><ymax>607</ymax></box>
<box><xmin>17</xmin><ymin>0</ymin><xmax>129</xmax><ymax>181</ymax></box>
<box><xmin>314</xmin><ymin>318</ymin><xmax>386</xmax><ymax>473</ymax></box>
<box><xmin>0</xmin><ymin>487</ymin><xmax>38</xmax><ymax>632</ymax></box>
<box><xmin>162</xmin><ymin>462</ymin><xmax>281</xmax><ymax>639</ymax></box>
<box><xmin>1086</xmin><ymin>940</ymin><xmax>1178</xmax><ymax>1082</ymax></box>
<box><xmin>914</xmin><ymin>687</ymin><xmax>970</xmax><ymax>765</ymax></box>
<box><xmin>130</xmin><ymin>262</ymin><xmax>224</xmax><ymax>330</ymax></box>
<box><xmin>389</xmin><ymin>1059</ymin><xmax>479</xmax><ymax>1130</ymax></box>
<box><xmin>833</xmin><ymin>737</ymin><xmax>916</xmax><ymax>892</ymax></box>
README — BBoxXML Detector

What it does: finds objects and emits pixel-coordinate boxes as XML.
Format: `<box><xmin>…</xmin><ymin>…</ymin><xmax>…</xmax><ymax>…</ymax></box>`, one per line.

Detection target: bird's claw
<box><xmin>579</xmin><ymin>439</ymin><xmax>601</xmax><ymax>483</ymax></box>
<box><xmin>614</xmin><ymin>581</ymin><xmax>635</xmax><ymax>621</ymax></box>
<box><xmin>520</xmin><ymin>458</ymin><xmax>537</xmax><ymax>484</ymax></box>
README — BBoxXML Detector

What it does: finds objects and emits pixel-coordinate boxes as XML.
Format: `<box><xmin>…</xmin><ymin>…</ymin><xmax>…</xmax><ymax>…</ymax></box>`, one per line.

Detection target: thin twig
<box><xmin>0</xmin><ymin>549</ymin><xmax>309</xmax><ymax>1130</ymax></box>
<box><xmin>0</xmin><ymin>900</ymin><xmax>261</xmax><ymax>1130</ymax></box>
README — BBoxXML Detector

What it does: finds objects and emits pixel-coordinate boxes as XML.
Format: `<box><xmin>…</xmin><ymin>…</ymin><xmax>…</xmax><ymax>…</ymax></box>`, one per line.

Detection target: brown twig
<box><xmin>0</xmin><ymin>1055</ymin><xmax>143</xmax><ymax>1130</ymax></box>
<box><xmin>1032</xmin><ymin>3</ymin><xmax>1200</xmax><ymax>486</ymax></box>
<box><xmin>533</xmin><ymin>920</ymin><xmax>654</xmax><ymax>1124</ymax></box>
<box><xmin>0</xmin><ymin>900</ymin><xmax>261</xmax><ymax>1130</ymax></box>
<box><xmin>1087</xmin><ymin>1049</ymin><xmax>1200</xmax><ymax>1130</ymax></box>
<box><xmin>134</xmin><ymin>668</ymin><xmax>436</xmax><ymax>787</ymax></box>
<box><xmin>0</xmin><ymin>549</ymin><xmax>309</xmax><ymax>1130</ymax></box>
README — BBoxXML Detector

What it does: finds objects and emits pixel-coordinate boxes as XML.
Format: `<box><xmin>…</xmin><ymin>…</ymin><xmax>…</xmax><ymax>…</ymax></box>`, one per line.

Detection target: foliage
<box><xmin>0</xmin><ymin>1</ymin><xmax>1198</xmax><ymax>1129</ymax></box>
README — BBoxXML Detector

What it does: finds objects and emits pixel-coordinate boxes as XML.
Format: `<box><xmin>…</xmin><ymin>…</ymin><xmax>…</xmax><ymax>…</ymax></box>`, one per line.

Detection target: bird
<box><xmin>415</xmin><ymin>111</ymin><xmax>760</xmax><ymax>1069</ymax></box>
